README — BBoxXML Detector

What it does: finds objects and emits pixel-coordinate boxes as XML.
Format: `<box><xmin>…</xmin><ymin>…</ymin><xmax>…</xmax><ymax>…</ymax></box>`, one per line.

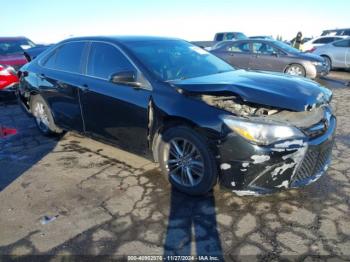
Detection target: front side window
<box><xmin>127</xmin><ymin>40</ymin><xmax>234</xmax><ymax>81</ymax></box>
<box><xmin>252</xmin><ymin>42</ymin><xmax>278</xmax><ymax>55</ymax></box>
<box><xmin>87</xmin><ymin>42</ymin><xmax>134</xmax><ymax>79</ymax></box>
<box><xmin>43</xmin><ymin>42</ymin><xmax>85</xmax><ymax>73</ymax></box>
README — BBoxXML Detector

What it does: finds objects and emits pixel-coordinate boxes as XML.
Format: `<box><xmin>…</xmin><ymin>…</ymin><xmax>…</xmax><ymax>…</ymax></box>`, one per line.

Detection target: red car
<box><xmin>0</xmin><ymin>37</ymin><xmax>35</xmax><ymax>91</ymax></box>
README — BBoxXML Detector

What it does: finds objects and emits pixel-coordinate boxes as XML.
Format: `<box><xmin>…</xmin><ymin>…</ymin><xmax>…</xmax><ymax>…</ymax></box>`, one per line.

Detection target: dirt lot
<box><xmin>0</xmin><ymin>71</ymin><xmax>349</xmax><ymax>261</ymax></box>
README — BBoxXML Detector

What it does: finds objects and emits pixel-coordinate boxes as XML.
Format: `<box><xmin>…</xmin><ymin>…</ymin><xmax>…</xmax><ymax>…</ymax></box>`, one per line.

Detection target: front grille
<box><xmin>292</xmin><ymin>142</ymin><xmax>333</xmax><ymax>183</ymax></box>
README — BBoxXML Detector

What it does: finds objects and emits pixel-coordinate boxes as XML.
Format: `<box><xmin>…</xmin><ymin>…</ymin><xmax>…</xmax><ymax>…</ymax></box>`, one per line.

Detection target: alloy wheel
<box><xmin>165</xmin><ymin>138</ymin><xmax>205</xmax><ymax>187</ymax></box>
<box><xmin>286</xmin><ymin>65</ymin><xmax>304</xmax><ymax>76</ymax></box>
<box><xmin>33</xmin><ymin>102</ymin><xmax>50</xmax><ymax>132</ymax></box>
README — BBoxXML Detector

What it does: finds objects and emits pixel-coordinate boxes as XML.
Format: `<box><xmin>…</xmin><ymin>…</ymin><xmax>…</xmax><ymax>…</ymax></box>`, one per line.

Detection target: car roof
<box><xmin>0</xmin><ymin>36</ymin><xmax>29</xmax><ymax>41</ymax></box>
<box><xmin>225</xmin><ymin>39</ymin><xmax>276</xmax><ymax>43</ymax></box>
<box><xmin>60</xmin><ymin>35</ymin><xmax>182</xmax><ymax>44</ymax></box>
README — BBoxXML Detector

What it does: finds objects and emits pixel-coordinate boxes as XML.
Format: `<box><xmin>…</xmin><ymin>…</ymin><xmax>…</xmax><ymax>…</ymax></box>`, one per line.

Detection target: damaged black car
<box><xmin>17</xmin><ymin>36</ymin><xmax>336</xmax><ymax>196</ymax></box>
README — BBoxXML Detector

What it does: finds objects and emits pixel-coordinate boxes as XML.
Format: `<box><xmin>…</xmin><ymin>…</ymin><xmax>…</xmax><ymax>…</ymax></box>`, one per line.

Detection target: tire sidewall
<box><xmin>158</xmin><ymin>126</ymin><xmax>217</xmax><ymax>195</ymax></box>
<box><xmin>30</xmin><ymin>95</ymin><xmax>61</xmax><ymax>135</ymax></box>
<box><xmin>286</xmin><ymin>64</ymin><xmax>306</xmax><ymax>77</ymax></box>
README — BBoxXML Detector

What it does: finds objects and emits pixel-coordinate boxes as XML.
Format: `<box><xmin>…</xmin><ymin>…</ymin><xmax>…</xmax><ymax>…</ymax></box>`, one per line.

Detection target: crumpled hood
<box><xmin>170</xmin><ymin>70</ymin><xmax>332</xmax><ymax>111</ymax></box>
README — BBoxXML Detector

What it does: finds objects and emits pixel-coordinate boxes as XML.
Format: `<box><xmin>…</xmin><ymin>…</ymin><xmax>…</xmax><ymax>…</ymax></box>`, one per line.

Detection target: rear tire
<box><xmin>322</xmin><ymin>56</ymin><xmax>332</xmax><ymax>71</ymax></box>
<box><xmin>158</xmin><ymin>126</ymin><xmax>217</xmax><ymax>195</ymax></box>
<box><xmin>30</xmin><ymin>95</ymin><xmax>63</xmax><ymax>136</ymax></box>
<box><xmin>285</xmin><ymin>64</ymin><xmax>306</xmax><ymax>77</ymax></box>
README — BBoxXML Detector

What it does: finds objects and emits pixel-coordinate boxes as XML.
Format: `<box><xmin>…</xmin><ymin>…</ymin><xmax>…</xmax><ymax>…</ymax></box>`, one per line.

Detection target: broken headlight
<box><xmin>221</xmin><ymin>115</ymin><xmax>305</xmax><ymax>145</ymax></box>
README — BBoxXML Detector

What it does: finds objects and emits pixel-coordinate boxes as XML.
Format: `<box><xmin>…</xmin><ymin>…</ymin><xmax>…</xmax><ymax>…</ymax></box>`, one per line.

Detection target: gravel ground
<box><xmin>0</xmin><ymin>71</ymin><xmax>349</xmax><ymax>261</ymax></box>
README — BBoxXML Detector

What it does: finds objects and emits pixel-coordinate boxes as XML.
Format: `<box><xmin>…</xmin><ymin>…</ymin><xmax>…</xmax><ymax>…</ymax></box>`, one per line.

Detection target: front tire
<box><xmin>285</xmin><ymin>64</ymin><xmax>306</xmax><ymax>77</ymax></box>
<box><xmin>30</xmin><ymin>95</ymin><xmax>63</xmax><ymax>136</ymax></box>
<box><xmin>158</xmin><ymin>126</ymin><xmax>217</xmax><ymax>195</ymax></box>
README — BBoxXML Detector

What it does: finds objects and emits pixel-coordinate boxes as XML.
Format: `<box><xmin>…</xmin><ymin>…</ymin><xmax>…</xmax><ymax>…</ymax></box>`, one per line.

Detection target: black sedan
<box><xmin>211</xmin><ymin>39</ymin><xmax>329</xmax><ymax>79</ymax></box>
<box><xmin>17</xmin><ymin>36</ymin><xmax>336</xmax><ymax>196</ymax></box>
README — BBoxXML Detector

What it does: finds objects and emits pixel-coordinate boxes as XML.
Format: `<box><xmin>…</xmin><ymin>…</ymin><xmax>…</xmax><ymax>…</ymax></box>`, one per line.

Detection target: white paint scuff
<box><xmin>232</xmin><ymin>190</ymin><xmax>260</xmax><ymax>196</ymax></box>
<box><xmin>220</xmin><ymin>163</ymin><xmax>231</xmax><ymax>170</ymax></box>
<box><xmin>251</xmin><ymin>155</ymin><xmax>270</xmax><ymax>164</ymax></box>
<box><xmin>274</xmin><ymin>139</ymin><xmax>304</xmax><ymax>148</ymax></box>
<box><xmin>276</xmin><ymin>180</ymin><xmax>289</xmax><ymax>189</ymax></box>
<box><xmin>242</xmin><ymin>162</ymin><xmax>250</xmax><ymax>168</ymax></box>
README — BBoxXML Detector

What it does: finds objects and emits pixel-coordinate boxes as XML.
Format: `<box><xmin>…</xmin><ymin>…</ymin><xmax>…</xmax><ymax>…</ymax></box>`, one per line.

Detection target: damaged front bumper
<box><xmin>218</xmin><ymin>115</ymin><xmax>336</xmax><ymax>195</ymax></box>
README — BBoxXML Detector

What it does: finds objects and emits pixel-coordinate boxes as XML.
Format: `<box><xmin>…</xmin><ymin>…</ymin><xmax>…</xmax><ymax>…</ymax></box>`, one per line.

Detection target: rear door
<box><xmin>212</xmin><ymin>41</ymin><xmax>251</xmax><ymax>69</ymax></box>
<box><xmin>249</xmin><ymin>41</ymin><xmax>287</xmax><ymax>72</ymax></box>
<box><xmin>38</xmin><ymin>41</ymin><xmax>87</xmax><ymax>131</ymax></box>
<box><xmin>79</xmin><ymin>41</ymin><xmax>151</xmax><ymax>155</ymax></box>
<box><xmin>345</xmin><ymin>40</ymin><xmax>350</xmax><ymax>67</ymax></box>
<box><xmin>332</xmin><ymin>40</ymin><xmax>350</xmax><ymax>68</ymax></box>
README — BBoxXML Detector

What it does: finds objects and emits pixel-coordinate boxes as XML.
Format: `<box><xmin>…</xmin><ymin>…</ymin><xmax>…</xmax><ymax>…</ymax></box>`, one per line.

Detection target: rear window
<box><xmin>43</xmin><ymin>42</ymin><xmax>85</xmax><ymax>73</ymax></box>
<box><xmin>87</xmin><ymin>42</ymin><xmax>134</xmax><ymax>79</ymax></box>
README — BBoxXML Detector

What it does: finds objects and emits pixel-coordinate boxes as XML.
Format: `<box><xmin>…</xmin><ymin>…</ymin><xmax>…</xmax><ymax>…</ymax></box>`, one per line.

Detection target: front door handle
<box><xmin>80</xmin><ymin>84</ymin><xmax>90</xmax><ymax>92</ymax></box>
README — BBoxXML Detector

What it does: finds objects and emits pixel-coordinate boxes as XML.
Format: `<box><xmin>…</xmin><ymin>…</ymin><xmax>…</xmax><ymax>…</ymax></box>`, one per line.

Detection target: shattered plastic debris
<box><xmin>0</xmin><ymin>126</ymin><xmax>17</xmax><ymax>138</ymax></box>
<box><xmin>40</xmin><ymin>215</ymin><xmax>58</xmax><ymax>225</ymax></box>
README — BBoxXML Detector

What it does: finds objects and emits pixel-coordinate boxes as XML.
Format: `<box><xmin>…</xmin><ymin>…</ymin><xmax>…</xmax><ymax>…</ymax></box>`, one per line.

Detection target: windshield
<box><xmin>0</xmin><ymin>39</ymin><xmax>36</xmax><ymax>56</ymax></box>
<box><xmin>273</xmin><ymin>41</ymin><xmax>300</xmax><ymax>54</ymax></box>
<box><xmin>127</xmin><ymin>40</ymin><xmax>234</xmax><ymax>81</ymax></box>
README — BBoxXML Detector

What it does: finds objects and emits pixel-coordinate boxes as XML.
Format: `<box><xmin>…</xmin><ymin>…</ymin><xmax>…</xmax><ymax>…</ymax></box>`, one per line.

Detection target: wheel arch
<box><xmin>150</xmin><ymin>115</ymin><xmax>220</xmax><ymax>163</ymax></box>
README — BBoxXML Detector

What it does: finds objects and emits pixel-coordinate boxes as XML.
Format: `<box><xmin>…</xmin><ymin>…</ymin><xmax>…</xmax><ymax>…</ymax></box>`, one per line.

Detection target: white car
<box><xmin>312</xmin><ymin>38</ymin><xmax>350</xmax><ymax>70</ymax></box>
<box><xmin>301</xmin><ymin>36</ymin><xmax>346</xmax><ymax>52</ymax></box>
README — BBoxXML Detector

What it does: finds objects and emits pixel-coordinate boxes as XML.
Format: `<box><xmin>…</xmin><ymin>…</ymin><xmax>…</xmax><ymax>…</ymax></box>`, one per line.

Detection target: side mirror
<box><xmin>271</xmin><ymin>51</ymin><xmax>279</xmax><ymax>57</ymax></box>
<box><xmin>110</xmin><ymin>71</ymin><xmax>141</xmax><ymax>87</ymax></box>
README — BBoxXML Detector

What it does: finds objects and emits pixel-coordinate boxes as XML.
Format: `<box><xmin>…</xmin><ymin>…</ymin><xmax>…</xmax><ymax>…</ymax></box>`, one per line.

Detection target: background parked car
<box><xmin>321</xmin><ymin>28</ymin><xmax>350</xmax><ymax>37</ymax></box>
<box><xmin>211</xmin><ymin>39</ymin><xmax>328</xmax><ymax>79</ymax></box>
<box><xmin>312</xmin><ymin>38</ymin><xmax>350</xmax><ymax>70</ymax></box>
<box><xmin>0</xmin><ymin>37</ymin><xmax>34</xmax><ymax>70</ymax></box>
<box><xmin>0</xmin><ymin>37</ymin><xmax>51</xmax><ymax>95</ymax></box>
<box><xmin>0</xmin><ymin>65</ymin><xmax>18</xmax><ymax>91</ymax></box>
<box><xmin>192</xmin><ymin>31</ymin><xmax>247</xmax><ymax>50</ymax></box>
<box><xmin>301</xmin><ymin>36</ymin><xmax>346</xmax><ymax>52</ymax></box>
<box><xmin>249</xmin><ymin>36</ymin><xmax>274</xmax><ymax>40</ymax></box>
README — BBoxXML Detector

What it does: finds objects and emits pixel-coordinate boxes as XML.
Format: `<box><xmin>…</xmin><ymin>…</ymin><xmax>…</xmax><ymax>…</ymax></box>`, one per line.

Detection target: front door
<box><xmin>213</xmin><ymin>41</ymin><xmax>251</xmax><ymax>69</ymax></box>
<box><xmin>79</xmin><ymin>42</ymin><xmax>151</xmax><ymax>155</ymax></box>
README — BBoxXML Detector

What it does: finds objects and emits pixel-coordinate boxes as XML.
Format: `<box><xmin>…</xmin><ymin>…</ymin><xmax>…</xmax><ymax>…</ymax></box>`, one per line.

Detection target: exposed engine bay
<box><xmin>200</xmin><ymin>94</ymin><xmax>326</xmax><ymax>129</ymax></box>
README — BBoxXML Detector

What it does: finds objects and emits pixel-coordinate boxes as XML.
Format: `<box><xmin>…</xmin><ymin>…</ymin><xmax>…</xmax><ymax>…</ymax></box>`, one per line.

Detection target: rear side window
<box><xmin>87</xmin><ymin>42</ymin><xmax>134</xmax><ymax>79</ymax></box>
<box><xmin>333</xmin><ymin>40</ymin><xmax>350</xmax><ymax>47</ymax></box>
<box><xmin>42</xmin><ymin>42</ymin><xmax>85</xmax><ymax>73</ymax></box>
<box><xmin>225</xmin><ymin>42</ymin><xmax>250</xmax><ymax>53</ymax></box>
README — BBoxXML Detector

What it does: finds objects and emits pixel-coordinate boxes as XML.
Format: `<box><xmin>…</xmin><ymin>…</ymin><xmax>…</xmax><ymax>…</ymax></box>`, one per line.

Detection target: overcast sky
<box><xmin>1</xmin><ymin>0</ymin><xmax>349</xmax><ymax>43</ymax></box>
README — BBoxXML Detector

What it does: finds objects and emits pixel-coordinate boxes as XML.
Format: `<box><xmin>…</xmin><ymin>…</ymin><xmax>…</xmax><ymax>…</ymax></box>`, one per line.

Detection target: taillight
<box><xmin>308</xmin><ymin>47</ymin><xmax>317</xmax><ymax>53</ymax></box>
